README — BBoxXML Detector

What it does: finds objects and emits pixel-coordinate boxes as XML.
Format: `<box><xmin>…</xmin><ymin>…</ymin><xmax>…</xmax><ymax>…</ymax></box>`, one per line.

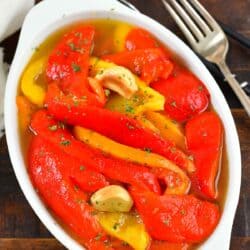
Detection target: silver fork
<box><xmin>161</xmin><ymin>0</ymin><xmax>250</xmax><ymax>116</ymax></box>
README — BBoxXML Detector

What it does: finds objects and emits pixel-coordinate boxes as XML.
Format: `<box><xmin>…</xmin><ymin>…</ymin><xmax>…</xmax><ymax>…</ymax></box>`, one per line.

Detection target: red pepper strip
<box><xmin>125</xmin><ymin>28</ymin><xmax>171</xmax><ymax>57</ymax></box>
<box><xmin>130</xmin><ymin>187</ymin><xmax>220</xmax><ymax>243</ymax></box>
<box><xmin>87</xmin><ymin>241</ymin><xmax>115</xmax><ymax>250</ymax></box>
<box><xmin>29</xmin><ymin>136</ymin><xmax>112</xmax><ymax>247</ymax></box>
<box><xmin>46</xmin><ymin>25</ymin><xmax>105</xmax><ymax>106</ymax></box>
<box><xmin>30</xmin><ymin>114</ymin><xmax>109</xmax><ymax>193</ymax></box>
<box><xmin>70</xmin><ymin>167</ymin><xmax>109</xmax><ymax>193</ymax></box>
<box><xmin>102</xmin><ymin>48</ymin><xmax>173</xmax><ymax>84</ymax></box>
<box><xmin>45</xmin><ymin>84</ymin><xmax>195</xmax><ymax>173</ymax></box>
<box><xmin>150</xmin><ymin>168</ymin><xmax>189</xmax><ymax>195</ymax></box>
<box><xmin>151</xmin><ymin>68</ymin><xmax>210</xmax><ymax>122</ymax></box>
<box><xmin>149</xmin><ymin>241</ymin><xmax>190</xmax><ymax>250</ymax></box>
<box><xmin>30</xmin><ymin>110</ymin><xmax>161</xmax><ymax>194</ymax></box>
<box><xmin>186</xmin><ymin>112</ymin><xmax>223</xmax><ymax>199</ymax></box>
<box><xmin>125</xmin><ymin>28</ymin><xmax>161</xmax><ymax>51</ymax></box>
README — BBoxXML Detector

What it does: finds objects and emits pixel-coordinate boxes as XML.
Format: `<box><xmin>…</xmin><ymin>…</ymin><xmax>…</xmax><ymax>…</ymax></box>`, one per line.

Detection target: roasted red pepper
<box><xmin>30</xmin><ymin>110</ymin><xmax>160</xmax><ymax>194</ymax></box>
<box><xmin>46</xmin><ymin>25</ymin><xmax>105</xmax><ymax>106</ymax></box>
<box><xmin>186</xmin><ymin>112</ymin><xmax>223</xmax><ymax>199</ymax></box>
<box><xmin>125</xmin><ymin>28</ymin><xmax>161</xmax><ymax>51</ymax></box>
<box><xmin>29</xmin><ymin>136</ymin><xmax>110</xmax><ymax>246</ymax></box>
<box><xmin>130</xmin><ymin>187</ymin><xmax>220</xmax><ymax>243</ymax></box>
<box><xmin>151</xmin><ymin>68</ymin><xmax>210</xmax><ymax>122</ymax></box>
<box><xmin>149</xmin><ymin>241</ymin><xmax>190</xmax><ymax>250</ymax></box>
<box><xmin>150</xmin><ymin>167</ymin><xmax>189</xmax><ymax>195</ymax></box>
<box><xmin>32</xmin><ymin>128</ymin><xmax>108</xmax><ymax>192</ymax></box>
<box><xmin>125</xmin><ymin>28</ymin><xmax>171</xmax><ymax>57</ymax></box>
<box><xmin>45</xmin><ymin>83</ymin><xmax>194</xmax><ymax>173</ymax></box>
<box><xmin>70</xmin><ymin>166</ymin><xmax>109</xmax><ymax>193</ymax></box>
<box><xmin>102</xmin><ymin>48</ymin><xmax>173</xmax><ymax>84</ymax></box>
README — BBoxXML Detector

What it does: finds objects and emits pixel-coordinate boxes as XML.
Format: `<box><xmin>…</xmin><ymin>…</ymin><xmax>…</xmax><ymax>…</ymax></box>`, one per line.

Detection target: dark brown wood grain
<box><xmin>0</xmin><ymin>237</ymin><xmax>249</xmax><ymax>250</ymax></box>
<box><xmin>0</xmin><ymin>239</ymin><xmax>65</xmax><ymax>250</ymax></box>
<box><xmin>0</xmin><ymin>0</ymin><xmax>249</xmax><ymax>249</ymax></box>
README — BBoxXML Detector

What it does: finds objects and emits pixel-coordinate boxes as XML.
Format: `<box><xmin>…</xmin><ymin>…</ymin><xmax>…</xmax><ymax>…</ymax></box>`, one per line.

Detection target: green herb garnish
<box><xmin>94</xmin><ymin>233</ymin><xmax>102</xmax><ymax>241</ymax></box>
<box><xmin>71</xmin><ymin>62</ymin><xmax>81</xmax><ymax>72</ymax></box>
<box><xmin>113</xmin><ymin>222</ymin><xmax>120</xmax><ymax>230</ymax></box>
<box><xmin>170</xmin><ymin>101</ymin><xmax>177</xmax><ymax>107</ymax></box>
<box><xmin>68</xmin><ymin>42</ymin><xmax>77</xmax><ymax>51</ymax></box>
<box><xmin>198</xmin><ymin>85</ymin><xmax>204</xmax><ymax>91</ymax></box>
<box><xmin>180</xmin><ymin>209</ymin><xmax>186</xmax><ymax>215</ymax></box>
<box><xmin>80</xmin><ymin>165</ymin><xmax>85</xmax><ymax>171</ymax></box>
<box><xmin>48</xmin><ymin>125</ymin><xmax>58</xmax><ymax>131</ymax></box>
<box><xmin>163</xmin><ymin>219</ymin><xmax>170</xmax><ymax>225</ymax></box>
<box><xmin>144</xmin><ymin>148</ymin><xmax>152</xmax><ymax>153</ymax></box>
<box><xmin>125</xmin><ymin>105</ymin><xmax>135</xmax><ymax>114</ymax></box>
<box><xmin>60</xmin><ymin>140</ymin><xmax>71</xmax><ymax>146</ymax></box>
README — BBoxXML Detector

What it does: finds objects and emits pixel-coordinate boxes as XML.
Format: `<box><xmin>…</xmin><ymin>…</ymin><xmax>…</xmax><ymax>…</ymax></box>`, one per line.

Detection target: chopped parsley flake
<box><xmin>60</xmin><ymin>140</ymin><xmax>71</xmax><ymax>146</ymax></box>
<box><xmin>113</xmin><ymin>222</ymin><xmax>120</xmax><ymax>230</ymax></box>
<box><xmin>126</xmin><ymin>123</ymin><xmax>135</xmax><ymax>130</ymax></box>
<box><xmin>90</xmin><ymin>44</ymin><xmax>94</xmax><ymax>55</ymax></box>
<box><xmin>144</xmin><ymin>147</ymin><xmax>152</xmax><ymax>153</ymax></box>
<box><xmin>75</xmin><ymin>32</ymin><xmax>82</xmax><ymax>38</ymax></box>
<box><xmin>170</xmin><ymin>147</ymin><xmax>176</xmax><ymax>153</ymax></box>
<box><xmin>32</xmin><ymin>47</ymin><xmax>40</xmax><ymax>52</ymax></box>
<box><xmin>132</xmin><ymin>95</ymin><xmax>139</xmax><ymax>103</ymax></box>
<box><xmin>154</xmin><ymin>41</ymin><xmax>160</xmax><ymax>47</ymax></box>
<box><xmin>170</xmin><ymin>101</ymin><xmax>177</xmax><ymax>107</ymax></box>
<box><xmin>58</xmin><ymin>121</ymin><xmax>66</xmax><ymax>129</ymax></box>
<box><xmin>68</xmin><ymin>42</ymin><xmax>77</xmax><ymax>51</ymax></box>
<box><xmin>180</xmin><ymin>209</ymin><xmax>186</xmax><ymax>215</ymax></box>
<box><xmin>98</xmin><ymin>69</ymin><xmax>104</xmax><ymax>75</ymax></box>
<box><xmin>75</xmin><ymin>198</ymin><xmax>84</xmax><ymax>204</ymax></box>
<box><xmin>71</xmin><ymin>62</ymin><xmax>81</xmax><ymax>72</ymax></box>
<box><xmin>80</xmin><ymin>165</ymin><xmax>85</xmax><ymax>171</ymax></box>
<box><xmin>91</xmin><ymin>210</ymin><xmax>98</xmax><ymax>216</ymax></box>
<box><xmin>73</xmin><ymin>100</ymin><xmax>79</xmax><ymax>106</ymax></box>
<box><xmin>122</xmin><ymin>241</ymin><xmax>129</xmax><ymax>246</ymax></box>
<box><xmin>125</xmin><ymin>105</ymin><xmax>135</xmax><ymax>114</ymax></box>
<box><xmin>198</xmin><ymin>85</ymin><xmax>204</xmax><ymax>91</ymax></box>
<box><xmin>163</xmin><ymin>219</ymin><xmax>170</xmax><ymax>225</ymax></box>
<box><xmin>94</xmin><ymin>233</ymin><xmax>102</xmax><ymax>241</ymax></box>
<box><xmin>48</xmin><ymin>125</ymin><xmax>58</xmax><ymax>131</ymax></box>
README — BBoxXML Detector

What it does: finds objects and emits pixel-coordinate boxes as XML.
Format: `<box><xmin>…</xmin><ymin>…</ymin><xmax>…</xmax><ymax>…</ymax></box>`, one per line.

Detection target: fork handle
<box><xmin>217</xmin><ymin>60</ymin><xmax>250</xmax><ymax>116</ymax></box>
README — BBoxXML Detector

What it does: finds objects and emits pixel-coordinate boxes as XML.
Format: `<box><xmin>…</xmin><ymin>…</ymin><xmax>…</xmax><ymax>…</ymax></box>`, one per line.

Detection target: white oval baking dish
<box><xmin>4</xmin><ymin>0</ymin><xmax>241</xmax><ymax>249</ymax></box>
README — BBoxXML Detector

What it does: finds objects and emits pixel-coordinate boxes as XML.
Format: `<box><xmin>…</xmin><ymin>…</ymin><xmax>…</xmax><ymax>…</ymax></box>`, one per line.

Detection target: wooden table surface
<box><xmin>0</xmin><ymin>0</ymin><xmax>249</xmax><ymax>249</ymax></box>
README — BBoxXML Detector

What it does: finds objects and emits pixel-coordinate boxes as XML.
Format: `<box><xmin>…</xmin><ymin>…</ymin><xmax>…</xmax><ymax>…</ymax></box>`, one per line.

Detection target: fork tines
<box><xmin>161</xmin><ymin>0</ymin><xmax>222</xmax><ymax>43</ymax></box>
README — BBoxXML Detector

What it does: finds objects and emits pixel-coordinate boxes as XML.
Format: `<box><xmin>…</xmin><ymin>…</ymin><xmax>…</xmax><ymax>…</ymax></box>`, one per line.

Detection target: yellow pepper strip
<box><xmin>105</xmin><ymin>83</ymin><xmax>165</xmax><ymax>115</ymax></box>
<box><xmin>134</xmin><ymin>114</ymin><xmax>160</xmax><ymax>133</ymax></box>
<box><xmin>144</xmin><ymin>111</ymin><xmax>186</xmax><ymax>151</ymax></box>
<box><xmin>98</xmin><ymin>212</ymin><xmax>150</xmax><ymax>250</ymax></box>
<box><xmin>16</xmin><ymin>95</ymin><xmax>36</xmax><ymax>132</ymax></box>
<box><xmin>113</xmin><ymin>23</ymin><xmax>133</xmax><ymax>52</ymax></box>
<box><xmin>89</xmin><ymin>58</ymin><xmax>165</xmax><ymax>115</ymax></box>
<box><xmin>74</xmin><ymin>126</ymin><xmax>190</xmax><ymax>195</ymax></box>
<box><xmin>21</xmin><ymin>56</ymin><xmax>47</xmax><ymax>106</ymax></box>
